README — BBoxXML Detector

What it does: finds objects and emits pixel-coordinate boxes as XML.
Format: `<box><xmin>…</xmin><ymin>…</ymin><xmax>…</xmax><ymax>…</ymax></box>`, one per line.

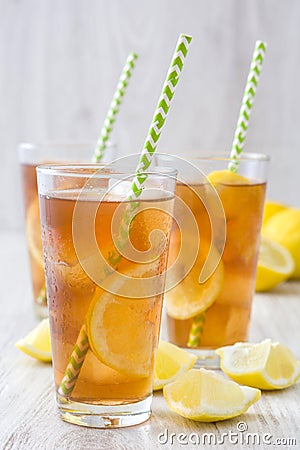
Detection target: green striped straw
<box><xmin>58</xmin><ymin>33</ymin><xmax>192</xmax><ymax>397</ymax></box>
<box><xmin>115</xmin><ymin>33</ymin><xmax>193</xmax><ymax>247</ymax></box>
<box><xmin>127</xmin><ymin>35</ymin><xmax>192</xmax><ymax>199</ymax></box>
<box><xmin>58</xmin><ymin>324</ymin><xmax>89</xmax><ymax>396</ymax></box>
<box><xmin>228</xmin><ymin>40</ymin><xmax>267</xmax><ymax>172</ymax></box>
<box><xmin>37</xmin><ymin>286</ymin><xmax>47</xmax><ymax>306</ymax></box>
<box><xmin>188</xmin><ymin>313</ymin><xmax>206</xmax><ymax>348</ymax></box>
<box><xmin>93</xmin><ymin>52</ymin><xmax>138</xmax><ymax>162</ymax></box>
<box><xmin>188</xmin><ymin>40</ymin><xmax>267</xmax><ymax>349</ymax></box>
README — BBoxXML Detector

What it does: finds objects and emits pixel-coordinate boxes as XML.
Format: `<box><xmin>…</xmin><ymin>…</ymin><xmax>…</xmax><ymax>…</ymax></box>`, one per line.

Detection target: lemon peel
<box><xmin>262</xmin><ymin>200</ymin><xmax>288</xmax><ymax>226</ymax></box>
<box><xmin>262</xmin><ymin>208</ymin><xmax>300</xmax><ymax>279</ymax></box>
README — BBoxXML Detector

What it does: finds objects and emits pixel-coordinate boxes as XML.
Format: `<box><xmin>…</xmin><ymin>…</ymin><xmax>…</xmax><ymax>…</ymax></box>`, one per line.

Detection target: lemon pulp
<box><xmin>216</xmin><ymin>339</ymin><xmax>300</xmax><ymax>390</ymax></box>
<box><xmin>154</xmin><ymin>340</ymin><xmax>197</xmax><ymax>390</ymax></box>
<box><xmin>163</xmin><ymin>368</ymin><xmax>260</xmax><ymax>421</ymax></box>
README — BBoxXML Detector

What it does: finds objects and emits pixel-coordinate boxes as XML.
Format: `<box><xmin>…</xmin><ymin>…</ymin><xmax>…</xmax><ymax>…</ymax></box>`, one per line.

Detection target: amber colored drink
<box><xmin>19</xmin><ymin>142</ymin><xmax>116</xmax><ymax>318</ymax></box>
<box><xmin>21</xmin><ymin>163</ymin><xmax>45</xmax><ymax>312</ymax></box>
<box><xmin>37</xmin><ymin>164</ymin><xmax>176</xmax><ymax>428</ymax></box>
<box><xmin>166</xmin><ymin>178</ymin><xmax>266</xmax><ymax>350</ymax></box>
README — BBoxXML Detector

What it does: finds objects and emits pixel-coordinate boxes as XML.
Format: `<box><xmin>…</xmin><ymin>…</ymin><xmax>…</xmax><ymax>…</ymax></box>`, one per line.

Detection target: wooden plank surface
<box><xmin>0</xmin><ymin>231</ymin><xmax>299</xmax><ymax>449</ymax></box>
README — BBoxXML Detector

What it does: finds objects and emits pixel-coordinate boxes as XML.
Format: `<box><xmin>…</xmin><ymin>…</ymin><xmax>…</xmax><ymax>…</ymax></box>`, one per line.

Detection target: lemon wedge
<box><xmin>255</xmin><ymin>236</ymin><xmax>294</xmax><ymax>291</ymax></box>
<box><xmin>163</xmin><ymin>368</ymin><xmax>260</xmax><ymax>422</ymax></box>
<box><xmin>262</xmin><ymin>200</ymin><xmax>287</xmax><ymax>226</ymax></box>
<box><xmin>15</xmin><ymin>318</ymin><xmax>52</xmax><ymax>362</ymax></box>
<box><xmin>154</xmin><ymin>341</ymin><xmax>197</xmax><ymax>390</ymax></box>
<box><xmin>262</xmin><ymin>208</ymin><xmax>300</xmax><ymax>279</ymax></box>
<box><xmin>216</xmin><ymin>339</ymin><xmax>300</xmax><ymax>390</ymax></box>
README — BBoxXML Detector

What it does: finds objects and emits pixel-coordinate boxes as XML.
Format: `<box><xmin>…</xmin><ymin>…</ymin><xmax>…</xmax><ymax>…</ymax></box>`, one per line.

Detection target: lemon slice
<box><xmin>262</xmin><ymin>200</ymin><xmax>287</xmax><ymax>226</ymax></box>
<box><xmin>216</xmin><ymin>339</ymin><xmax>300</xmax><ymax>390</ymax></box>
<box><xmin>163</xmin><ymin>368</ymin><xmax>260</xmax><ymax>421</ymax></box>
<box><xmin>262</xmin><ymin>208</ymin><xmax>300</xmax><ymax>279</ymax></box>
<box><xmin>255</xmin><ymin>236</ymin><xmax>294</xmax><ymax>291</ymax></box>
<box><xmin>15</xmin><ymin>318</ymin><xmax>52</xmax><ymax>362</ymax></box>
<box><xmin>165</xmin><ymin>256</ymin><xmax>223</xmax><ymax>320</ymax></box>
<box><xmin>87</xmin><ymin>293</ymin><xmax>153</xmax><ymax>378</ymax></box>
<box><xmin>26</xmin><ymin>197</ymin><xmax>44</xmax><ymax>268</ymax></box>
<box><xmin>154</xmin><ymin>341</ymin><xmax>197</xmax><ymax>390</ymax></box>
<box><xmin>86</xmin><ymin>267</ymin><xmax>159</xmax><ymax>378</ymax></box>
<box><xmin>207</xmin><ymin>170</ymin><xmax>250</xmax><ymax>186</ymax></box>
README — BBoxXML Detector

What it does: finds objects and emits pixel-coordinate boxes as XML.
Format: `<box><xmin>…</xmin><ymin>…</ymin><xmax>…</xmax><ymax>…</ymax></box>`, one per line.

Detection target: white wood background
<box><xmin>1</xmin><ymin>0</ymin><xmax>300</xmax><ymax>231</ymax></box>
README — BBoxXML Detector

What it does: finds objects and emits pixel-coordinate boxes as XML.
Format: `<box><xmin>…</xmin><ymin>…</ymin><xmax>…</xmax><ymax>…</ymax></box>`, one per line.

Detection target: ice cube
<box><xmin>108</xmin><ymin>179</ymin><xmax>132</xmax><ymax>198</ymax></box>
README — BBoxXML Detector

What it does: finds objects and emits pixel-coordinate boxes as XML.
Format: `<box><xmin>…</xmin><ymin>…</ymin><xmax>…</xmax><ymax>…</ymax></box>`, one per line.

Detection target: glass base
<box><xmin>34</xmin><ymin>302</ymin><xmax>48</xmax><ymax>319</ymax></box>
<box><xmin>187</xmin><ymin>349</ymin><xmax>220</xmax><ymax>369</ymax></box>
<box><xmin>57</xmin><ymin>393</ymin><xmax>152</xmax><ymax>428</ymax></box>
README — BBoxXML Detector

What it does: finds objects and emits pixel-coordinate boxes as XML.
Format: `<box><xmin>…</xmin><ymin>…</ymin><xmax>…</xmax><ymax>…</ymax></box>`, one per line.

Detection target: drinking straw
<box><xmin>188</xmin><ymin>40</ymin><xmax>267</xmax><ymax>348</ymax></box>
<box><xmin>187</xmin><ymin>313</ymin><xmax>206</xmax><ymax>348</ymax></box>
<box><xmin>37</xmin><ymin>286</ymin><xmax>47</xmax><ymax>306</ymax></box>
<box><xmin>228</xmin><ymin>41</ymin><xmax>267</xmax><ymax>172</ymax></box>
<box><xmin>93</xmin><ymin>52</ymin><xmax>138</xmax><ymax>162</ymax></box>
<box><xmin>58</xmin><ymin>33</ymin><xmax>192</xmax><ymax>397</ymax></box>
<box><xmin>58</xmin><ymin>324</ymin><xmax>89</xmax><ymax>396</ymax></box>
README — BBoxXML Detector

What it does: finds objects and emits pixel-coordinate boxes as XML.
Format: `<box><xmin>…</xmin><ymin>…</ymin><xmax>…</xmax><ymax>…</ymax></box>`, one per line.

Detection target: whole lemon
<box><xmin>262</xmin><ymin>201</ymin><xmax>288</xmax><ymax>226</ymax></box>
<box><xmin>262</xmin><ymin>208</ymin><xmax>300</xmax><ymax>279</ymax></box>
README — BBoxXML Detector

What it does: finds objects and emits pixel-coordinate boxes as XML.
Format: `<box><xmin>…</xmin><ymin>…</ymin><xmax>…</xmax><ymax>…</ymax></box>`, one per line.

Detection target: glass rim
<box><xmin>156</xmin><ymin>151</ymin><xmax>270</xmax><ymax>163</ymax></box>
<box><xmin>18</xmin><ymin>141</ymin><xmax>118</xmax><ymax>165</ymax></box>
<box><xmin>18</xmin><ymin>140</ymin><xmax>116</xmax><ymax>151</ymax></box>
<box><xmin>36</xmin><ymin>163</ymin><xmax>178</xmax><ymax>179</ymax></box>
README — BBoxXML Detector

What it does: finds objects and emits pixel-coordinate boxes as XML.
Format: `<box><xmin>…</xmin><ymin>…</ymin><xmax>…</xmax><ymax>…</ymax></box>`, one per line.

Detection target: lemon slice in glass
<box><xmin>26</xmin><ymin>197</ymin><xmax>44</xmax><ymax>268</ymax></box>
<box><xmin>15</xmin><ymin>318</ymin><xmax>52</xmax><ymax>362</ymax></box>
<box><xmin>165</xmin><ymin>255</ymin><xmax>223</xmax><ymax>320</ymax></box>
<box><xmin>163</xmin><ymin>368</ymin><xmax>260</xmax><ymax>422</ymax></box>
<box><xmin>154</xmin><ymin>341</ymin><xmax>197</xmax><ymax>390</ymax></box>
<box><xmin>207</xmin><ymin>169</ymin><xmax>249</xmax><ymax>186</ymax></box>
<box><xmin>255</xmin><ymin>236</ymin><xmax>294</xmax><ymax>291</ymax></box>
<box><xmin>216</xmin><ymin>339</ymin><xmax>300</xmax><ymax>390</ymax></box>
<box><xmin>86</xmin><ymin>275</ymin><xmax>157</xmax><ymax>378</ymax></box>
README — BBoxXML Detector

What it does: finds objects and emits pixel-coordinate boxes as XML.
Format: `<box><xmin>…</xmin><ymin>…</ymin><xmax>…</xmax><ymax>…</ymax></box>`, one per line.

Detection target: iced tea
<box><xmin>21</xmin><ymin>163</ymin><xmax>46</xmax><ymax>312</ymax></box>
<box><xmin>162</xmin><ymin>154</ymin><xmax>268</xmax><ymax>355</ymax></box>
<box><xmin>37</xmin><ymin>164</ymin><xmax>175</xmax><ymax>427</ymax></box>
<box><xmin>19</xmin><ymin>142</ymin><xmax>115</xmax><ymax>318</ymax></box>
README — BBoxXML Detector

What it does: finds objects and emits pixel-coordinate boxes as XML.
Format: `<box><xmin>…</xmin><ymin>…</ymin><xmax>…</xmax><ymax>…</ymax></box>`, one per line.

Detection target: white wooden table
<box><xmin>1</xmin><ymin>232</ymin><xmax>299</xmax><ymax>450</ymax></box>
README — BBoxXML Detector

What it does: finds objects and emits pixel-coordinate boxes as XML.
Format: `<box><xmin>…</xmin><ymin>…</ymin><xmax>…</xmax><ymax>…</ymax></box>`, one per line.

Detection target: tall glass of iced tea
<box><xmin>37</xmin><ymin>162</ymin><xmax>176</xmax><ymax>428</ymax></box>
<box><xmin>157</xmin><ymin>153</ymin><xmax>269</xmax><ymax>367</ymax></box>
<box><xmin>18</xmin><ymin>142</ymin><xmax>116</xmax><ymax>318</ymax></box>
